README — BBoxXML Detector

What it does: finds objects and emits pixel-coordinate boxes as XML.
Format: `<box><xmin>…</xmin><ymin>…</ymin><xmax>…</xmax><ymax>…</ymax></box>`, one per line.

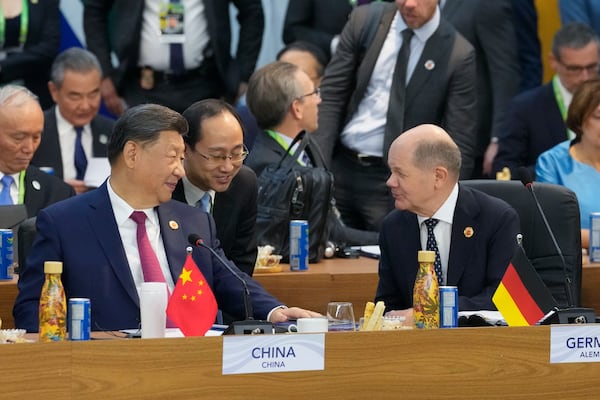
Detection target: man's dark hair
<box><xmin>552</xmin><ymin>22</ymin><xmax>600</xmax><ymax>59</ymax></box>
<box><xmin>181</xmin><ymin>99</ymin><xmax>244</xmax><ymax>147</ymax></box>
<box><xmin>108</xmin><ymin>104</ymin><xmax>188</xmax><ymax>165</ymax></box>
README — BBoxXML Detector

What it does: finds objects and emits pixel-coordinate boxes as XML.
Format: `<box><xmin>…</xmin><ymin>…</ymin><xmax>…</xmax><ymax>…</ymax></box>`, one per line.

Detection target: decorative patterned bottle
<box><xmin>39</xmin><ymin>261</ymin><xmax>67</xmax><ymax>342</ymax></box>
<box><xmin>413</xmin><ymin>250</ymin><xmax>440</xmax><ymax>329</ymax></box>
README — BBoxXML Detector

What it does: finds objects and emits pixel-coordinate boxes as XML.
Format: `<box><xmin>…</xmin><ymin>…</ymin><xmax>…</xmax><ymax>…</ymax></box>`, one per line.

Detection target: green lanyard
<box><xmin>17</xmin><ymin>170</ymin><xmax>26</xmax><ymax>204</ymax></box>
<box><xmin>552</xmin><ymin>75</ymin><xmax>575</xmax><ymax>140</ymax></box>
<box><xmin>0</xmin><ymin>0</ymin><xmax>29</xmax><ymax>49</ymax></box>
<box><xmin>265</xmin><ymin>130</ymin><xmax>306</xmax><ymax>166</ymax></box>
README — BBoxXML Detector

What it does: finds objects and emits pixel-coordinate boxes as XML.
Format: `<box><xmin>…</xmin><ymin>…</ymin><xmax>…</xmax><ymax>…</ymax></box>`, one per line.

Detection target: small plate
<box><xmin>0</xmin><ymin>329</ymin><xmax>26</xmax><ymax>343</ymax></box>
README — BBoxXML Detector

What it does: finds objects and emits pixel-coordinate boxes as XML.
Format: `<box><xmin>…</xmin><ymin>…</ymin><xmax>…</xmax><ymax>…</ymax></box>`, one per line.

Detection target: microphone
<box><xmin>518</xmin><ymin>167</ymin><xmax>595</xmax><ymax>324</ymax></box>
<box><xmin>187</xmin><ymin>234</ymin><xmax>273</xmax><ymax>334</ymax></box>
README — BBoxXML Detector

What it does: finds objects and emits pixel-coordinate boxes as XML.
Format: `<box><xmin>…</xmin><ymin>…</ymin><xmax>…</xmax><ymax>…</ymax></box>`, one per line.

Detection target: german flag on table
<box><xmin>492</xmin><ymin>244</ymin><xmax>557</xmax><ymax>326</ymax></box>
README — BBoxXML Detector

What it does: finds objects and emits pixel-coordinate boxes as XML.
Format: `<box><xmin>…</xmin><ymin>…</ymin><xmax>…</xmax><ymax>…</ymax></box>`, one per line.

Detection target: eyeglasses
<box><xmin>195</xmin><ymin>145</ymin><xmax>249</xmax><ymax>165</ymax></box>
<box><xmin>296</xmin><ymin>87</ymin><xmax>321</xmax><ymax>100</ymax></box>
<box><xmin>558</xmin><ymin>60</ymin><xmax>600</xmax><ymax>75</ymax></box>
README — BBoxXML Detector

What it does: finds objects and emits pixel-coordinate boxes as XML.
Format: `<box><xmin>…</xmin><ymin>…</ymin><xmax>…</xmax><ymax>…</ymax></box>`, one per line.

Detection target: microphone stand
<box><xmin>188</xmin><ymin>234</ymin><xmax>273</xmax><ymax>334</ymax></box>
<box><xmin>518</xmin><ymin>174</ymin><xmax>596</xmax><ymax>324</ymax></box>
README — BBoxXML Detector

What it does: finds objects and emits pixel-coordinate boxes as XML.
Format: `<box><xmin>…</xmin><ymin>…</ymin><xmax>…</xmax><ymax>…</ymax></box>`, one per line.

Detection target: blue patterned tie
<box><xmin>197</xmin><ymin>192</ymin><xmax>212</xmax><ymax>213</ymax></box>
<box><xmin>424</xmin><ymin>218</ymin><xmax>443</xmax><ymax>285</ymax></box>
<box><xmin>0</xmin><ymin>175</ymin><xmax>14</xmax><ymax>205</ymax></box>
<box><xmin>74</xmin><ymin>126</ymin><xmax>87</xmax><ymax>180</ymax></box>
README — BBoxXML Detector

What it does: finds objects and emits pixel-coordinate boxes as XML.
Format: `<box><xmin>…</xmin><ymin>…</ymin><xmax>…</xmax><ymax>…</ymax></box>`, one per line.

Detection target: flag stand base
<box><xmin>539</xmin><ymin>307</ymin><xmax>596</xmax><ymax>324</ymax></box>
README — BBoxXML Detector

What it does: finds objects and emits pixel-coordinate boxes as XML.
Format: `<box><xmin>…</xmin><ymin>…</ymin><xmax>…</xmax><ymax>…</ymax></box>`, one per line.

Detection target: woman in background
<box><xmin>536</xmin><ymin>77</ymin><xmax>600</xmax><ymax>249</ymax></box>
<box><xmin>0</xmin><ymin>0</ymin><xmax>60</xmax><ymax>108</ymax></box>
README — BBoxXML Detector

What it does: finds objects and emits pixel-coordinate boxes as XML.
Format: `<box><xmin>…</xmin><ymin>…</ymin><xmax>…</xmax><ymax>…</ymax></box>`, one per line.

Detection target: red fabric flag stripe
<box><xmin>501</xmin><ymin>263</ymin><xmax>545</xmax><ymax>325</ymax></box>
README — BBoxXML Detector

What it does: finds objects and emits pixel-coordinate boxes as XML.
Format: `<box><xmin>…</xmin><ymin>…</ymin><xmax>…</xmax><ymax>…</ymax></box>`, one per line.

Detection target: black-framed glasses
<box><xmin>558</xmin><ymin>60</ymin><xmax>600</xmax><ymax>75</ymax></box>
<box><xmin>296</xmin><ymin>87</ymin><xmax>321</xmax><ymax>100</ymax></box>
<box><xmin>195</xmin><ymin>145</ymin><xmax>249</xmax><ymax>165</ymax></box>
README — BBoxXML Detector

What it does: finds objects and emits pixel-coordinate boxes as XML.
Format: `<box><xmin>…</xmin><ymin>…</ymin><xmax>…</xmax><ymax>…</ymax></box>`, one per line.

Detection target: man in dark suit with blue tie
<box><xmin>314</xmin><ymin>0</ymin><xmax>476</xmax><ymax>232</ymax></box>
<box><xmin>83</xmin><ymin>0</ymin><xmax>264</xmax><ymax>115</ymax></box>
<box><xmin>376</xmin><ymin>124</ymin><xmax>519</xmax><ymax>319</ymax></box>
<box><xmin>172</xmin><ymin>99</ymin><xmax>258</xmax><ymax>276</ymax></box>
<box><xmin>31</xmin><ymin>48</ymin><xmax>115</xmax><ymax>194</ymax></box>
<box><xmin>0</xmin><ymin>85</ymin><xmax>74</xmax><ymax>217</ymax></box>
<box><xmin>14</xmin><ymin>103</ymin><xmax>320</xmax><ymax>332</ymax></box>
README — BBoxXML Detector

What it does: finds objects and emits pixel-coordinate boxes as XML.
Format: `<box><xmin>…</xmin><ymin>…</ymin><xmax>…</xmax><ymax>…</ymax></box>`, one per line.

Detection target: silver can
<box><xmin>439</xmin><ymin>286</ymin><xmax>458</xmax><ymax>328</ymax></box>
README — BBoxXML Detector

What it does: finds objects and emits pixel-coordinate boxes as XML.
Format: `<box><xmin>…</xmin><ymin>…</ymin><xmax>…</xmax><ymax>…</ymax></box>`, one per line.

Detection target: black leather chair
<box><xmin>16</xmin><ymin>217</ymin><xmax>36</xmax><ymax>275</ymax></box>
<box><xmin>461</xmin><ymin>180</ymin><xmax>582</xmax><ymax>307</ymax></box>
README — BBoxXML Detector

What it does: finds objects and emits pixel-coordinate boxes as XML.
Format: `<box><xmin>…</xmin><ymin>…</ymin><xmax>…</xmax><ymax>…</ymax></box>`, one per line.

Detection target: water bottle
<box><xmin>39</xmin><ymin>261</ymin><xmax>67</xmax><ymax>342</ymax></box>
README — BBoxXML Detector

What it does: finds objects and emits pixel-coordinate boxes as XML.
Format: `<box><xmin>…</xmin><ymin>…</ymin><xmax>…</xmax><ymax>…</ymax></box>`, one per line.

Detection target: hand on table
<box><xmin>269</xmin><ymin>307</ymin><xmax>322</xmax><ymax>323</ymax></box>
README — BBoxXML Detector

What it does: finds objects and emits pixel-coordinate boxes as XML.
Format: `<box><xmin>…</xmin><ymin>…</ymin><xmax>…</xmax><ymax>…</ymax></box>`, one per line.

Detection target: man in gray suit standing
<box><xmin>314</xmin><ymin>0</ymin><xmax>476</xmax><ymax>232</ymax></box>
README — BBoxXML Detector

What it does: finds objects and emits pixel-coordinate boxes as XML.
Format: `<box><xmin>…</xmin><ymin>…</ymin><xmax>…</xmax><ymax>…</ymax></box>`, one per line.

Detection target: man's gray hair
<box><xmin>50</xmin><ymin>47</ymin><xmax>103</xmax><ymax>88</ymax></box>
<box><xmin>246</xmin><ymin>61</ymin><xmax>304</xmax><ymax>130</ymax></box>
<box><xmin>552</xmin><ymin>22</ymin><xmax>600</xmax><ymax>59</ymax></box>
<box><xmin>0</xmin><ymin>84</ymin><xmax>38</xmax><ymax>107</ymax></box>
<box><xmin>412</xmin><ymin>136</ymin><xmax>462</xmax><ymax>178</ymax></box>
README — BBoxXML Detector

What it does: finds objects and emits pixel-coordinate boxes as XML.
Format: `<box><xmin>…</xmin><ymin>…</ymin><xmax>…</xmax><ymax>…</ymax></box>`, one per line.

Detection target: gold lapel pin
<box><xmin>464</xmin><ymin>226</ymin><xmax>474</xmax><ymax>238</ymax></box>
<box><xmin>169</xmin><ymin>220</ymin><xmax>179</xmax><ymax>230</ymax></box>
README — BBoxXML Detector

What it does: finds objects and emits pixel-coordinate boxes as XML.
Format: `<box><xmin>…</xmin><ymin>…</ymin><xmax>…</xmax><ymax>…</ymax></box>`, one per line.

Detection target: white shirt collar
<box><xmin>555</xmin><ymin>74</ymin><xmax>574</xmax><ymax>109</ymax></box>
<box><xmin>55</xmin><ymin>106</ymin><xmax>89</xmax><ymax>134</ymax></box>
<box><xmin>417</xmin><ymin>183</ymin><xmax>459</xmax><ymax>226</ymax></box>
<box><xmin>181</xmin><ymin>176</ymin><xmax>214</xmax><ymax>207</ymax></box>
<box><xmin>396</xmin><ymin>6</ymin><xmax>440</xmax><ymax>44</ymax></box>
<box><xmin>107</xmin><ymin>177</ymin><xmax>159</xmax><ymax>227</ymax></box>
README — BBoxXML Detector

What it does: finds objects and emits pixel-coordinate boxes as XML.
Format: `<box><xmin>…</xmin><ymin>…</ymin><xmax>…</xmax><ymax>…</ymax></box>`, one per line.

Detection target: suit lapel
<box><xmin>405</xmin><ymin>20</ymin><xmax>453</xmax><ymax>106</ymax></box>
<box><xmin>354</xmin><ymin>6</ymin><xmax>397</xmax><ymax>104</ymax></box>
<box><xmin>90</xmin><ymin>117</ymin><xmax>110</xmax><ymax>157</ymax></box>
<box><xmin>87</xmin><ymin>183</ymin><xmax>139</xmax><ymax>305</ymax></box>
<box><xmin>44</xmin><ymin>108</ymin><xmax>64</xmax><ymax>178</ymax></box>
<box><xmin>157</xmin><ymin>202</ymin><xmax>188</xmax><ymax>283</ymax></box>
<box><xmin>447</xmin><ymin>186</ymin><xmax>479</xmax><ymax>285</ymax></box>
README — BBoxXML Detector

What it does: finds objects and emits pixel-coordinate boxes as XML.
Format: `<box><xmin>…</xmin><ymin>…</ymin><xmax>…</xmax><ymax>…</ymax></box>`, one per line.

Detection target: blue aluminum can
<box><xmin>290</xmin><ymin>220</ymin><xmax>309</xmax><ymax>271</ymax></box>
<box><xmin>439</xmin><ymin>286</ymin><xmax>458</xmax><ymax>328</ymax></box>
<box><xmin>0</xmin><ymin>229</ymin><xmax>14</xmax><ymax>280</ymax></box>
<box><xmin>591</xmin><ymin>213</ymin><xmax>600</xmax><ymax>263</ymax></box>
<box><xmin>69</xmin><ymin>298</ymin><xmax>91</xmax><ymax>340</ymax></box>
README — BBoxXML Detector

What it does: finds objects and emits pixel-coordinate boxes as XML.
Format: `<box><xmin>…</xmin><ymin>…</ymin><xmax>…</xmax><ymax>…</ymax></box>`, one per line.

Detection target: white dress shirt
<box><xmin>341</xmin><ymin>7</ymin><xmax>440</xmax><ymax>156</ymax></box>
<box><xmin>181</xmin><ymin>176</ymin><xmax>214</xmax><ymax>209</ymax></box>
<box><xmin>55</xmin><ymin>107</ymin><xmax>93</xmax><ymax>180</ymax></box>
<box><xmin>416</xmin><ymin>183</ymin><xmax>459</xmax><ymax>285</ymax></box>
<box><xmin>107</xmin><ymin>179</ymin><xmax>176</xmax><ymax>296</ymax></box>
<box><xmin>139</xmin><ymin>0</ymin><xmax>209</xmax><ymax>70</ymax></box>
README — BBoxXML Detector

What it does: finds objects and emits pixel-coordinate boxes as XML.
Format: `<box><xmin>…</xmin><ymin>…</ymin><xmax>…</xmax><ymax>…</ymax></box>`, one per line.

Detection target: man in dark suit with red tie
<box><xmin>31</xmin><ymin>47</ymin><xmax>115</xmax><ymax>194</ymax></box>
<box><xmin>172</xmin><ymin>99</ymin><xmax>258</xmax><ymax>276</ymax></box>
<box><xmin>14</xmin><ymin>103</ymin><xmax>319</xmax><ymax>332</ymax></box>
<box><xmin>377</xmin><ymin>124</ymin><xmax>519</xmax><ymax>318</ymax></box>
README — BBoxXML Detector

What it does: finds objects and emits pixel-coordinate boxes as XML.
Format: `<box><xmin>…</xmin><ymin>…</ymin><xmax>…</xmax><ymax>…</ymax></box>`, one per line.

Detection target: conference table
<box><xmin>2</xmin><ymin>326</ymin><xmax>600</xmax><ymax>399</ymax></box>
<box><xmin>2</xmin><ymin>257</ymin><xmax>600</xmax><ymax>328</ymax></box>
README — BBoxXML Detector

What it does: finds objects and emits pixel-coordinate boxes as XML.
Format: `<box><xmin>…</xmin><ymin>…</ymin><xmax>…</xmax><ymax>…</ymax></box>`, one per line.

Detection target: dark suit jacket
<box><xmin>172</xmin><ymin>165</ymin><xmax>258</xmax><ymax>276</ymax></box>
<box><xmin>23</xmin><ymin>165</ymin><xmax>75</xmax><ymax>218</ymax></box>
<box><xmin>375</xmin><ymin>184</ymin><xmax>520</xmax><ymax>311</ymax></box>
<box><xmin>315</xmin><ymin>3</ymin><xmax>477</xmax><ymax>177</ymax></box>
<box><xmin>245</xmin><ymin>130</ymin><xmax>325</xmax><ymax>176</ymax></box>
<box><xmin>83</xmin><ymin>0</ymin><xmax>263</xmax><ymax>99</ymax></box>
<box><xmin>0</xmin><ymin>0</ymin><xmax>60</xmax><ymax>108</ymax></box>
<box><xmin>31</xmin><ymin>107</ymin><xmax>115</xmax><ymax>179</ymax></box>
<box><xmin>283</xmin><ymin>0</ymin><xmax>354</xmax><ymax>60</ymax></box>
<box><xmin>511</xmin><ymin>0</ymin><xmax>542</xmax><ymax>92</ymax></box>
<box><xmin>443</xmin><ymin>0</ymin><xmax>520</xmax><ymax>157</ymax></box>
<box><xmin>492</xmin><ymin>83</ymin><xmax>567</xmax><ymax>180</ymax></box>
<box><xmin>13</xmin><ymin>182</ymin><xmax>281</xmax><ymax>332</ymax></box>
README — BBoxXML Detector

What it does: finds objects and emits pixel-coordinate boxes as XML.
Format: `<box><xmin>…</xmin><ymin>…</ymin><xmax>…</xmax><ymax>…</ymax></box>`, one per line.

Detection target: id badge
<box><xmin>159</xmin><ymin>1</ymin><xmax>185</xmax><ymax>44</ymax></box>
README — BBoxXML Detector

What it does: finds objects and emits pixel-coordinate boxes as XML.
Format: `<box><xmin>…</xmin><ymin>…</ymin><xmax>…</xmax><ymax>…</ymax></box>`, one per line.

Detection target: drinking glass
<box><xmin>327</xmin><ymin>301</ymin><xmax>356</xmax><ymax>331</ymax></box>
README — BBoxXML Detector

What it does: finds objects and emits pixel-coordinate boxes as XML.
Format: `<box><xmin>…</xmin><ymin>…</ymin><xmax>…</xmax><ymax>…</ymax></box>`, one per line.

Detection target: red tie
<box><xmin>130</xmin><ymin>211</ymin><xmax>166</xmax><ymax>283</ymax></box>
<box><xmin>130</xmin><ymin>211</ymin><xmax>177</xmax><ymax>328</ymax></box>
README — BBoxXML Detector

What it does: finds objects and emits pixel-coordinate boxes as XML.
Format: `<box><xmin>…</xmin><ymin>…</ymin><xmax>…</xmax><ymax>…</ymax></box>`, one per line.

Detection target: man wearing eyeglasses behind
<box><xmin>172</xmin><ymin>99</ymin><xmax>257</xmax><ymax>276</ymax></box>
<box><xmin>492</xmin><ymin>22</ymin><xmax>600</xmax><ymax>181</ymax></box>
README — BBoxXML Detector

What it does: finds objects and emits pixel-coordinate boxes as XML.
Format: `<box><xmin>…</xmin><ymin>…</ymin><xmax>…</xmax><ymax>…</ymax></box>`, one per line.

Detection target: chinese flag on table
<box><xmin>167</xmin><ymin>253</ymin><xmax>218</xmax><ymax>336</ymax></box>
<box><xmin>492</xmin><ymin>244</ymin><xmax>557</xmax><ymax>326</ymax></box>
